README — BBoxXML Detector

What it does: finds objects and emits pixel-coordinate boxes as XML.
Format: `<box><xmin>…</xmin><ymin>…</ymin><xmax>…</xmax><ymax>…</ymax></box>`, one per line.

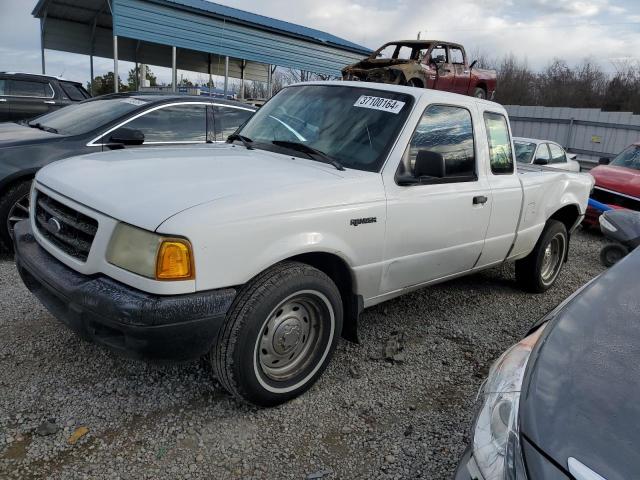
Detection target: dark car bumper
<box><xmin>13</xmin><ymin>220</ymin><xmax>236</xmax><ymax>361</ymax></box>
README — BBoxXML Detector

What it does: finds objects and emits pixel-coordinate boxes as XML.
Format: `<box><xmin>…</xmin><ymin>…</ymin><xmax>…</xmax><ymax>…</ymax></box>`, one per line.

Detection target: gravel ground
<box><xmin>0</xmin><ymin>228</ymin><xmax>606</xmax><ymax>480</ymax></box>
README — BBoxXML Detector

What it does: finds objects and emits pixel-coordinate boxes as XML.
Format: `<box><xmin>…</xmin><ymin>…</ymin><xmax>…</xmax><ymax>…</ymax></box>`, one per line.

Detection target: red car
<box><xmin>585</xmin><ymin>143</ymin><xmax>640</xmax><ymax>225</ymax></box>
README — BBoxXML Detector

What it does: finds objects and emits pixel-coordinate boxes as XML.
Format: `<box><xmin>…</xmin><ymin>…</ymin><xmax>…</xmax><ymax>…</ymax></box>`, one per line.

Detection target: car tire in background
<box><xmin>473</xmin><ymin>87</ymin><xmax>487</xmax><ymax>99</ymax></box>
<box><xmin>600</xmin><ymin>243</ymin><xmax>628</xmax><ymax>267</ymax></box>
<box><xmin>211</xmin><ymin>261</ymin><xmax>343</xmax><ymax>407</ymax></box>
<box><xmin>515</xmin><ymin>219</ymin><xmax>568</xmax><ymax>293</ymax></box>
<box><xmin>0</xmin><ymin>179</ymin><xmax>32</xmax><ymax>252</ymax></box>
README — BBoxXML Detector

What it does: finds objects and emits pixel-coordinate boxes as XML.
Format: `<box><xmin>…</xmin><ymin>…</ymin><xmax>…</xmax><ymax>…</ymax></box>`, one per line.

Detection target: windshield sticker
<box><xmin>353</xmin><ymin>95</ymin><xmax>405</xmax><ymax>114</ymax></box>
<box><xmin>121</xmin><ymin>98</ymin><xmax>147</xmax><ymax>106</ymax></box>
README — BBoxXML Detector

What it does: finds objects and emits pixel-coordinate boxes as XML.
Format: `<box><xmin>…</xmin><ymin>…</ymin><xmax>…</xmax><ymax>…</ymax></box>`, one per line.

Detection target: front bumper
<box><xmin>14</xmin><ymin>220</ymin><xmax>236</xmax><ymax>361</ymax></box>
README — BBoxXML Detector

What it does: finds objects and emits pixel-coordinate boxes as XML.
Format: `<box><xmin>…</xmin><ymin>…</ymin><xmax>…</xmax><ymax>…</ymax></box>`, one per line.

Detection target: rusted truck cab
<box><xmin>342</xmin><ymin>40</ymin><xmax>497</xmax><ymax>99</ymax></box>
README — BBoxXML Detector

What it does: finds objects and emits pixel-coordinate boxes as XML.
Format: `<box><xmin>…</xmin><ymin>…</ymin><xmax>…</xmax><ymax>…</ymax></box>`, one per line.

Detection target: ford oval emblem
<box><xmin>47</xmin><ymin>217</ymin><xmax>62</xmax><ymax>233</ymax></box>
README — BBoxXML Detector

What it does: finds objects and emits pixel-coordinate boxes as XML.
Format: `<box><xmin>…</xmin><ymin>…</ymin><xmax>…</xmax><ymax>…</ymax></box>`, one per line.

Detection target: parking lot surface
<box><xmin>0</xmin><ymin>229</ymin><xmax>605</xmax><ymax>479</ymax></box>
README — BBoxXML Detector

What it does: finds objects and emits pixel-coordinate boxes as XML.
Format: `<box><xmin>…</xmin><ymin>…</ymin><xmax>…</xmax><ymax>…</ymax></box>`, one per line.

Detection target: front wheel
<box><xmin>515</xmin><ymin>220</ymin><xmax>568</xmax><ymax>293</ymax></box>
<box><xmin>0</xmin><ymin>180</ymin><xmax>32</xmax><ymax>252</ymax></box>
<box><xmin>211</xmin><ymin>261</ymin><xmax>343</xmax><ymax>407</ymax></box>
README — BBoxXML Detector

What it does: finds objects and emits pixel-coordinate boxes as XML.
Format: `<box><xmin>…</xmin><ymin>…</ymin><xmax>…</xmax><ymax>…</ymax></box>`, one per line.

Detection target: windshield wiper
<box><xmin>28</xmin><ymin>122</ymin><xmax>58</xmax><ymax>134</ymax></box>
<box><xmin>272</xmin><ymin>140</ymin><xmax>345</xmax><ymax>171</ymax></box>
<box><xmin>227</xmin><ymin>133</ymin><xmax>254</xmax><ymax>150</ymax></box>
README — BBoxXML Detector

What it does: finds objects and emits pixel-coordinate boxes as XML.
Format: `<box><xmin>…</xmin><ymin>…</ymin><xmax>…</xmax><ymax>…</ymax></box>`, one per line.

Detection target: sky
<box><xmin>1</xmin><ymin>0</ymin><xmax>639</xmax><ymax>86</ymax></box>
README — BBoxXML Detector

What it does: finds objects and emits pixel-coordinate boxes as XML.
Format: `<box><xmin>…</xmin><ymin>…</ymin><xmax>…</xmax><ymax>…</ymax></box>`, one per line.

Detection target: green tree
<box><xmin>127</xmin><ymin>65</ymin><xmax>157</xmax><ymax>91</ymax></box>
<box><xmin>88</xmin><ymin>72</ymin><xmax>126</xmax><ymax>96</ymax></box>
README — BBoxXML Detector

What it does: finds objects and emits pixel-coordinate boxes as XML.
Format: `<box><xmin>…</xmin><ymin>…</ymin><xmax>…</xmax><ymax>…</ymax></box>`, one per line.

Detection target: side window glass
<box><xmin>0</xmin><ymin>79</ymin><xmax>5</xmax><ymax>95</ymax></box>
<box><xmin>549</xmin><ymin>144</ymin><xmax>566</xmax><ymax>163</ymax></box>
<box><xmin>536</xmin><ymin>144</ymin><xmax>551</xmax><ymax>163</ymax></box>
<box><xmin>9</xmin><ymin>80</ymin><xmax>50</xmax><ymax>97</ymax></box>
<box><xmin>430</xmin><ymin>47</ymin><xmax>447</xmax><ymax>65</ymax></box>
<box><xmin>450</xmin><ymin>48</ymin><xmax>464</xmax><ymax>64</ymax></box>
<box><xmin>124</xmin><ymin>104</ymin><xmax>207</xmax><ymax>143</ymax></box>
<box><xmin>61</xmin><ymin>82</ymin><xmax>85</xmax><ymax>101</ymax></box>
<box><xmin>399</xmin><ymin>104</ymin><xmax>476</xmax><ymax>182</ymax></box>
<box><xmin>484</xmin><ymin>112</ymin><xmax>514</xmax><ymax>174</ymax></box>
<box><xmin>214</xmin><ymin>106</ymin><xmax>253</xmax><ymax>141</ymax></box>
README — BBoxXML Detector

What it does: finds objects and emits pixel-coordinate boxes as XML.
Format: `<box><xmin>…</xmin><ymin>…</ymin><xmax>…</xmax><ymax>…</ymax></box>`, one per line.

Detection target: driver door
<box><xmin>381</xmin><ymin>104</ymin><xmax>492</xmax><ymax>294</ymax></box>
<box><xmin>429</xmin><ymin>45</ymin><xmax>455</xmax><ymax>92</ymax></box>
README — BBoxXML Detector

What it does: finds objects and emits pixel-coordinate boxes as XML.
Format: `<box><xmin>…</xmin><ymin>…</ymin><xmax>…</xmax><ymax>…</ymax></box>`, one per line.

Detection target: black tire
<box><xmin>599</xmin><ymin>243</ymin><xmax>628</xmax><ymax>267</ymax></box>
<box><xmin>473</xmin><ymin>87</ymin><xmax>487</xmax><ymax>99</ymax></box>
<box><xmin>211</xmin><ymin>261</ymin><xmax>343</xmax><ymax>407</ymax></box>
<box><xmin>0</xmin><ymin>180</ymin><xmax>32</xmax><ymax>252</ymax></box>
<box><xmin>515</xmin><ymin>220</ymin><xmax>568</xmax><ymax>293</ymax></box>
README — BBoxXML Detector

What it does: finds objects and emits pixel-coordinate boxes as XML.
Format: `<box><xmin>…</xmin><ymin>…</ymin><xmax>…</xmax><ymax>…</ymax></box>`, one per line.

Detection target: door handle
<box><xmin>473</xmin><ymin>195</ymin><xmax>488</xmax><ymax>205</ymax></box>
<box><xmin>43</xmin><ymin>100</ymin><xmax>55</xmax><ymax>104</ymax></box>
<box><xmin>0</xmin><ymin>98</ymin><xmax>6</xmax><ymax>102</ymax></box>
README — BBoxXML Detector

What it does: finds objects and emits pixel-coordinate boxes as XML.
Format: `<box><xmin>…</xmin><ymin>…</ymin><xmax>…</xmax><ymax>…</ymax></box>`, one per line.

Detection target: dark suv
<box><xmin>0</xmin><ymin>72</ymin><xmax>91</xmax><ymax>122</ymax></box>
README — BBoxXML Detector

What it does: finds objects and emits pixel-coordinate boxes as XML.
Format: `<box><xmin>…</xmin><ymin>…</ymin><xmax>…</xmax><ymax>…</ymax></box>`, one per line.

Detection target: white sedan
<box><xmin>514</xmin><ymin>137</ymin><xmax>581</xmax><ymax>172</ymax></box>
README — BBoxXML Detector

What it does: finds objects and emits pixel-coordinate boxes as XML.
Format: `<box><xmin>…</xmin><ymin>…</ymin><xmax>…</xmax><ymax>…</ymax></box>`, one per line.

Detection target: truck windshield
<box><xmin>27</xmin><ymin>98</ymin><xmax>145</xmax><ymax>136</ymax></box>
<box><xmin>237</xmin><ymin>85</ymin><xmax>413</xmax><ymax>172</ymax></box>
<box><xmin>514</xmin><ymin>141</ymin><xmax>536</xmax><ymax>163</ymax></box>
<box><xmin>610</xmin><ymin>145</ymin><xmax>640</xmax><ymax>171</ymax></box>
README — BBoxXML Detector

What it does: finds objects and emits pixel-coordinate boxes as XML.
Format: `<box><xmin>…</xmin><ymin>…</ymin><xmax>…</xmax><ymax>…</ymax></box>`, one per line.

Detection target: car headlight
<box><xmin>470</xmin><ymin>324</ymin><xmax>547</xmax><ymax>479</ymax></box>
<box><xmin>598</xmin><ymin>214</ymin><xmax>617</xmax><ymax>233</ymax></box>
<box><xmin>106</xmin><ymin>223</ymin><xmax>194</xmax><ymax>281</ymax></box>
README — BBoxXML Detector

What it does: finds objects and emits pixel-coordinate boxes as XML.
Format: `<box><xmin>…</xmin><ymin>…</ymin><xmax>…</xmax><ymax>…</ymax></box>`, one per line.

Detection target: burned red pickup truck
<box><xmin>342</xmin><ymin>40</ymin><xmax>497</xmax><ymax>99</ymax></box>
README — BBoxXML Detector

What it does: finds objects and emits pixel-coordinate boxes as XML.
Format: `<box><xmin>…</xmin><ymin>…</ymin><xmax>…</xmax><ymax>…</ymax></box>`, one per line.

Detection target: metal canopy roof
<box><xmin>32</xmin><ymin>0</ymin><xmax>372</xmax><ymax>81</ymax></box>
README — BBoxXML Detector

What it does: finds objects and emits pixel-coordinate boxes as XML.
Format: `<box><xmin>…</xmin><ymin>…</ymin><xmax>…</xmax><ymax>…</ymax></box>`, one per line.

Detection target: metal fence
<box><xmin>505</xmin><ymin>105</ymin><xmax>640</xmax><ymax>170</ymax></box>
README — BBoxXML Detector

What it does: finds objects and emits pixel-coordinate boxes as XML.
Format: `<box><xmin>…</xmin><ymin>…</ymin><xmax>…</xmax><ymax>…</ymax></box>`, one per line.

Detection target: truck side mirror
<box><xmin>108</xmin><ymin>127</ymin><xmax>145</xmax><ymax>147</ymax></box>
<box><xmin>414</xmin><ymin>150</ymin><xmax>446</xmax><ymax>178</ymax></box>
<box><xmin>599</xmin><ymin>157</ymin><xmax>611</xmax><ymax>165</ymax></box>
<box><xmin>469</xmin><ymin>60</ymin><xmax>478</xmax><ymax>70</ymax></box>
<box><xmin>533</xmin><ymin>157</ymin><xmax>549</xmax><ymax>166</ymax></box>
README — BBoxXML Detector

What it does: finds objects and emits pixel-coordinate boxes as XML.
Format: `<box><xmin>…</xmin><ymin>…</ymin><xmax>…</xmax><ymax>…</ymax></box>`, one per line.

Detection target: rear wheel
<box><xmin>0</xmin><ymin>180</ymin><xmax>32</xmax><ymax>252</ymax></box>
<box><xmin>211</xmin><ymin>261</ymin><xmax>343</xmax><ymax>407</ymax></box>
<box><xmin>473</xmin><ymin>87</ymin><xmax>487</xmax><ymax>99</ymax></box>
<box><xmin>407</xmin><ymin>78</ymin><xmax>424</xmax><ymax>88</ymax></box>
<box><xmin>515</xmin><ymin>220</ymin><xmax>568</xmax><ymax>293</ymax></box>
<box><xmin>600</xmin><ymin>243</ymin><xmax>628</xmax><ymax>267</ymax></box>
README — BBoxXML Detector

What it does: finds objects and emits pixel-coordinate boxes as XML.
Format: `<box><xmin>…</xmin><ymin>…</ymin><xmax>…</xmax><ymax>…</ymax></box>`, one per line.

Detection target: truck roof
<box><xmin>291</xmin><ymin>80</ymin><xmax>503</xmax><ymax>110</ymax></box>
<box><xmin>378</xmin><ymin>40</ymin><xmax>464</xmax><ymax>49</ymax></box>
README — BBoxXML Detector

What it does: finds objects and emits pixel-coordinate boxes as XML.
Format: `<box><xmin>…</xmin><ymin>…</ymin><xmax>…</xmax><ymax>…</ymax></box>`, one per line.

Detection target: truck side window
<box><xmin>548</xmin><ymin>144</ymin><xmax>567</xmax><ymax>164</ymax></box>
<box><xmin>399</xmin><ymin>104</ymin><xmax>476</xmax><ymax>182</ymax></box>
<box><xmin>430</xmin><ymin>47</ymin><xmax>447</xmax><ymax>64</ymax></box>
<box><xmin>450</xmin><ymin>48</ymin><xmax>464</xmax><ymax>64</ymax></box>
<box><xmin>484</xmin><ymin>112</ymin><xmax>514</xmax><ymax>174</ymax></box>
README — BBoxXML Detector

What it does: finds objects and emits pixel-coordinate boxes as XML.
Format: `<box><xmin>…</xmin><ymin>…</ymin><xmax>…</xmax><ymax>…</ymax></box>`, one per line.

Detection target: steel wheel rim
<box><xmin>7</xmin><ymin>193</ymin><xmax>30</xmax><ymax>240</ymax></box>
<box><xmin>257</xmin><ymin>291</ymin><xmax>328</xmax><ymax>383</ymax></box>
<box><xmin>540</xmin><ymin>233</ymin><xmax>565</xmax><ymax>285</ymax></box>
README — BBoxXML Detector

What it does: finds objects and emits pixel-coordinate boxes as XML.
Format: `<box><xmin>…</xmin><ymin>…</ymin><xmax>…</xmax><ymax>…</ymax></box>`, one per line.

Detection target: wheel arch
<box><xmin>0</xmin><ymin>168</ymin><xmax>38</xmax><ymax>194</ymax></box>
<box><xmin>548</xmin><ymin>203</ymin><xmax>581</xmax><ymax>261</ymax></box>
<box><xmin>286</xmin><ymin>251</ymin><xmax>362</xmax><ymax>344</ymax></box>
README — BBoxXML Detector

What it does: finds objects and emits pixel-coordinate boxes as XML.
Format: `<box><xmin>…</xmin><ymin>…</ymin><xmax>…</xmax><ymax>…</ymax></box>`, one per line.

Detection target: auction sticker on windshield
<box><xmin>353</xmin><ymin>95</ymin><xmax>405</xmax><ymax>114</ymax></box>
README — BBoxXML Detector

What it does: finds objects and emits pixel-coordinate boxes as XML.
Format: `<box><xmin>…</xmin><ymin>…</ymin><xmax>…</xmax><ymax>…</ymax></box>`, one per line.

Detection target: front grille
<box><xmin>591</xmin><ymin>187</ymin><xmax>640</xmax><ymax>211</ymax></box>
<box><xmin>34</xmin><ymin>192</ymin><xmax>98</xmax><ymax>262</ymax></box>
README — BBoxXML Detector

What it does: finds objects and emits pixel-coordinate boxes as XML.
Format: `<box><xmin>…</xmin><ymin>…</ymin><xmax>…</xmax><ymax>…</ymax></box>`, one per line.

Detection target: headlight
<box><xmin>106</xmin><ymin>223</ymin><xmax>194</xmax><ymax>281</ymax></box>
<box><xmin>470</xmin><ymin>324</ymin><xmax>547</xmax><ymax>479</ymax></box>
<box><xmin>598</xmin><ymin>214</ymin><xmax>617</xmax><ymax>232</ymax></box>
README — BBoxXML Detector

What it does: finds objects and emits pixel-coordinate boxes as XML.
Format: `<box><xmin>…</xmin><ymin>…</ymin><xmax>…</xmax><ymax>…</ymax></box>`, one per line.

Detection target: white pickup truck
<box><xmin>14</xmin><ymin>82</ymin><xmax>593</xmax><ymax>406</ymax></box>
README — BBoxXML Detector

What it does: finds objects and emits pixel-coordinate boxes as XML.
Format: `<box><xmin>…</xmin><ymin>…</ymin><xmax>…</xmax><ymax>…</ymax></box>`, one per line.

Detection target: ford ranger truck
<box><xmin>13</xmin><ymin>82</ymin><xmax>594</xmax><ymax>407</ymax></box>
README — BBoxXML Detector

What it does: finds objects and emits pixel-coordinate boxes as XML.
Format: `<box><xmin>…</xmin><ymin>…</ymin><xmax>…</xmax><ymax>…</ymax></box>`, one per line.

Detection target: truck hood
<box><xmin>520</xmin><ymin>248</ymin><xmax>640</xmax><ymax>480</ymax></box>
<box><xmin>343</xmin><ymin>58</ymin><xmax>413</xmax><ymax>71</ymax></box>
<box><xmin>36</xmin><ymin>144</ymin><xmax>347</xmax><ymax>231</ymax></box>
<box><xmin>590</xmin><ymin>165</ymin><xmax>640</xmax><ymax>198</ymax></box>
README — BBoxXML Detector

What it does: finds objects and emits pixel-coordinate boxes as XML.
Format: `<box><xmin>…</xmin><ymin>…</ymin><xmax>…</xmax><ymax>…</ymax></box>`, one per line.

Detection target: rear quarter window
<box><xmin>484</xmin><ymin>112</ymin><xmax>514</xmax><ymax>174</ymax></box>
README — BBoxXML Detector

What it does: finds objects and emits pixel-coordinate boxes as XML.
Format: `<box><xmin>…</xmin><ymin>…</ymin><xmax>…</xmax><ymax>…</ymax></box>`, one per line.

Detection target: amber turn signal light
<box><xmin>155</xmin><ymin>240</ymin><xmax>195</xmax><ymax>280</ymax></box>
